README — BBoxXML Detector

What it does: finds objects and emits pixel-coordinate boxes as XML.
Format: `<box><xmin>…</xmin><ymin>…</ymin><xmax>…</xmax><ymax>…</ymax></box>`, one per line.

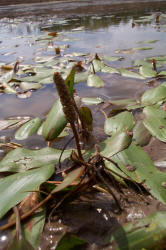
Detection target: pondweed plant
<box><xmin>1</xmin><ymin>59</ymin><xmax>166</xmax><ymax>248</ymax></box>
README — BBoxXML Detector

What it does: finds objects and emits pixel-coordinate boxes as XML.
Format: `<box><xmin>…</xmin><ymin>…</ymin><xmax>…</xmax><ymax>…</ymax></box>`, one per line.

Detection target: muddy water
<box><xmin>0</xmin><ymin>1</ymin><xmax>166</xmax><ymax>249</ymax></box>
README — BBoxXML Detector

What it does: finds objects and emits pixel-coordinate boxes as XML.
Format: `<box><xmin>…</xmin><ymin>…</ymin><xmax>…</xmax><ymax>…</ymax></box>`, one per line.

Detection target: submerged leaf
<box><xmin>56</xmin><ymin>234</ymin><xmax>87</xmax><ymax>250</ymax></box>
<box><xmin>0</xmin><ymin>164</ymin><xmax>54</xmax><ymax>218</ymax></box>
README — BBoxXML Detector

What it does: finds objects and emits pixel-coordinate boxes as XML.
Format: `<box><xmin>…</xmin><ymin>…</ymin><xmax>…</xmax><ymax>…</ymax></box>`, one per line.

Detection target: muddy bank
<box><xmin>0</xmin><ymin>0</ymin><xmax>166</xmax><ymax>18</ymax></box>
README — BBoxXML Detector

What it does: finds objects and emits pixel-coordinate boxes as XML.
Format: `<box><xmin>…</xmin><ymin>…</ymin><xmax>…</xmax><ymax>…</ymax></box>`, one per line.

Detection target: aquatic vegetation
<box><xmin>1</xmin><ymin>8</ymin><xmax>166</xmax><ymax>249</ymax></box>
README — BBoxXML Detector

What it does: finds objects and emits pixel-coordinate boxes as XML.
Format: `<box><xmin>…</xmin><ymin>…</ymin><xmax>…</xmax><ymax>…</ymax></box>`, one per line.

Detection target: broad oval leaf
<box><xmin>0</xmin><ymin>147</ymin><xmax>71</xmax><ymax>172</ymax></box>
<box><xmin>87</xmin><ymin>74</ymin><xmax>104</xmax><ymax>88</ymax></box>
<box><xmin>111</xmin><ymin>142</ymin><xmax>166</xmax><ymax>204</ymax></box>
<box><xmin>143</xmin><ymin>106</ymin><xmax>166</xmax><ymax>142</ymax></box>
<box><xmin>85</xmin><ymin>131</ymin><xmax>132</xmax><ymax>160</ymax></box>
<box><xmin>52</xmin><ymin>167</ymin><xmax>84</xmax><ymax>193</ymax></box>
<box><xmin>141</xmin><ymin>83</ymin><xmax>166</xmax><ymax>105</ymax></box>
<box><xmin>104</xmin><ymin>111</ymin><xmax>135</xmax><ymax>136</ymax></box>
<box><xmin>110</xmin><ymin>211</ymin><xmax>166</xmax><ymax>250</ymax></box>
<box><xmin>42</xmin><ymin>99</ymin><xmax>67</xmax><ymax>141</ymax></box>
<box><xmin>20</xmin><ymin>82</ymin><xmax>42</xmax><ymax>91</ymax></box>
<box><xmin>119</xmin><ymin>68</ymin><xmax>145</xmax><ymax>79</ymax></box>
<box><xmin>0</xmin><ymin>164</ymin><xmax>54</xmax><ymax>219</ymax></box>
<box><xmin>81</xmin><ymin>97</ymin><xmax>104</xmax><ymax>105</ymax></box>
<box><xmin>139</xmin><ymin>65</ymin><xmax>157</xmax><ymax>78</ymax></box>
<box><xmin>133</xmin><ymin>121</ymin><xmax>151</xmax><ymax>146</ymax></box>
<box><xmin>101</xmin><ymin>66</ymin><xmax>118</xmax><ymax>74</ymax></box>
<box><xmin>15</xmin><ymin>118</ymin><xmax>42</xmax><ymax>140</ymax></box>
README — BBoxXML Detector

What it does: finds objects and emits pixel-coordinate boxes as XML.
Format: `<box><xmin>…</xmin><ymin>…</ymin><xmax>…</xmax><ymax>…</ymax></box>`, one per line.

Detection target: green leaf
<box><xmin>0</xmin><ymin>164</ymin><xmax>54</xmax><ymax>218</ymax></box>
<box><xmin>109</xmin><ymin>98</ymin><xmax>141</xmax><ymax>110</ymax></box>
<box><xmin>74</xmin><ymin>71</ymin><xmax>88</xmax><ymax>83</ymax></box>
<box><xmin>20</xmin><ymin>82</ymin><xmax>42</xmax><ymax>91</ymax></box>
<box><xmin>101</xmin><ymin>65</ymin><xmax>119</xmax><ymax>74</ymax></box>
<box><xmin>23</xmin><ymin>207</ymin><xmax>45</xmax><ymax>248</ymax></box>
<box><xmin>139</xmin><ymin>65</ymin><xmax>157</xmax><ymax>78</ymax></box>
<box><xmin>133</xmin><ymin>121</ymin><xmax>151</xmax><ymax>146</ymax></box>
<box><xmin>56</xmin><ymin>234</ymin><xmax>87</xmax><ymax>250</ymax></box>
<box><xmin>0</xmin><ymin>147</ymin><xmax>71</xmax><ymax>172</ymax></box>
<box><xmin>104</xmin><ymin>111</ymin><xmax>135</xmax><ymax>136</ymax></box>
<box><xmin>143</xmin><ymin>106</ymin><xmax>166</xmax><ymax>142</ymax></box>
<box><xmin>87</xmin><ymin>74</ymin><xmax>104</xmax><ymax>88</ymax></box>
<box><xmin>52</xmin><ymin>167</ymin><xmax>84</xmax><ymax>193</ymax></box>
<box><xmin>111</xmin><ymin>142</ymin><xmax>166</xmax><ymax>204</ymax></box>
<box><xmin>141</xmin><ymin>84</ymin><xmax>166</xmax><ymax>105</ymax></box>
<box><xmin>81</xmin><ymin>97</ymin><xmax>104</xmax><ymax>105</ymax></box>
<box><xmin>89</xmin><ymin>59</ymin><xmax>104</xmax><ymax>72</ymax></box>
<box><xmin>102</xmin><ymin>55</ymin><xmax>123</xmax><ymax>62</ymax></box>
<box><xmin>79</xmin><ymin>106</ymin><xmax>93</xmax><ymax>131</ymax></box>
<box><xmin>15</xmin><ymin>118</ymin><xmax>42</xmax><ymax>140</ymax></box>
<box><xmin>85</xmin><ymin>131</ymin><xmax>131</xmax><ymax>160</ymax></box>
<box><xmin>42</xmin><ymin>99</ymin><xmax>67</xmax><ymax>141</ymax></box>
<box><xmin>119</xmin><ymin>68</ymin><xmax>145</xmax><ymax>79</ymax></box>
<box><xmin>8</xmin><ymin>235</ymin><xmax>34</xmax><ymax>250</ymax></box>
<box><xmin>42</xmin><ymin>69</ymin><xmax>75</xmax><ymax>141</ymax></box>
<box><xmin>110</xmin><ymin>211</ymin><xmax>166</xmax><ymax>250</ymax></box>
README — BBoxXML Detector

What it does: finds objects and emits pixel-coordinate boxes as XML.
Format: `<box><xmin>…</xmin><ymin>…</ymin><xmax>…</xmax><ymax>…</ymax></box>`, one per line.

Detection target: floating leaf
<box><xmin>141</xmin><ymin>83</ymin><xmax>166</xmax><ymax>105</ymax></box>
<box><xmin>89</xmin><ymin>59</ymin><xmax>104</xmax><ymax>72</ymax></box>
<box><xmin>139</xmin><ymin>65</ymin><xmax>157</xmax><ymax>78</ymax></box>
<box><xmin>20</xmin><ymin>82</ymin><xmax>42</xmax><ymax>91</ymax></box>
<box><xmin>85</xmin><ymin>131</ymin><xmax>131</xmax><ymax>160</ymax></box>
<box><xmin>0</xmin><ymin>164</ymin><xmax>54</xmax><ymax>218</ymax></box>
<box><xmin>143</xmin><ymin>106</ymin><xmax>166</xmax><ymax>142</ymax></box>
<box><xmin>101</xmin><ymin>65</ymin><xmax>119</xmax><ymax>74</ymax></box>
<box><xmin>112</xmin><ymin>142</ymin><xmax>166</xmax><ymax>204</ymax></box>
<box><xmin>109</xmin><ymin>98</ymin><xmax>141</xmax><ymax>110</ymax></box>
<box><xmin>15</xmin><ymin>118</ymin><xmax>42</xmax><ymax>140</ymax></box>
<box><xmin>133</xmin><ymin>121</ymin><xmax>152</xmax><ymax>146</ymax></box>
<box><xmin>81</xmin><ymin>97</ymin><xmax>104</xmax><ymax>105</ymax></box>
<box><xmin>110</xmin><ymin>211</ymin><xmax>166</xmax><ymax>250</ymax></box>
<box><xmin>137</xmin><ymin>40</ymin><xmax>158</xmax><ymax>44</ymax></box>
<box><xmin>74</xmin><ymin>71</ymin><xmax>88</xmax><ymax>83</ymax></box>
<box><xmin>104</xmin><ymin>111</ymin><xmax>135</xmax><ymax>136</ymax></box>
<box><xmin>87</xmin><ymin>74</ymin><xmax>104</xmax><ymax>88</ymax></box>
<box><xmin>0</xmin><ymin>147</ymin><xmax>71</xmax><ymax>172</ymax></box>
<box><xmin>118</xmin><ymin>68</ymin><xmax>144</xmax><ymax>79</ymax></box>
<box><xmin>56</xmin><ymin>234</ymin><xmax>87</xmax><ymax>250</ymax></box>
<box><xmin>101</xmin><ymin>55</ymin><xmax>123</xmax><ymax>62</ymax></box>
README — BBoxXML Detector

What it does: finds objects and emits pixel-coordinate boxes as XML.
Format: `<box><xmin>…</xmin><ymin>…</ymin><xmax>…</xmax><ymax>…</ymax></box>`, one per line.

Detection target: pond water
<box><xmin>1</xmin><ymin>1</ymin><xmax>166</xmax><ymax>249</ymax></box>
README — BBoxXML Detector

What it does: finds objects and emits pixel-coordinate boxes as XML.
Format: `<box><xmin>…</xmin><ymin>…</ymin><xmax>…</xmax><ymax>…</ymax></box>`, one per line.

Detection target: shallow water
<box><xmin>1</xmin><ymin>1</ymin><xmax>166</xmax><ymax>249</ymax></box>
